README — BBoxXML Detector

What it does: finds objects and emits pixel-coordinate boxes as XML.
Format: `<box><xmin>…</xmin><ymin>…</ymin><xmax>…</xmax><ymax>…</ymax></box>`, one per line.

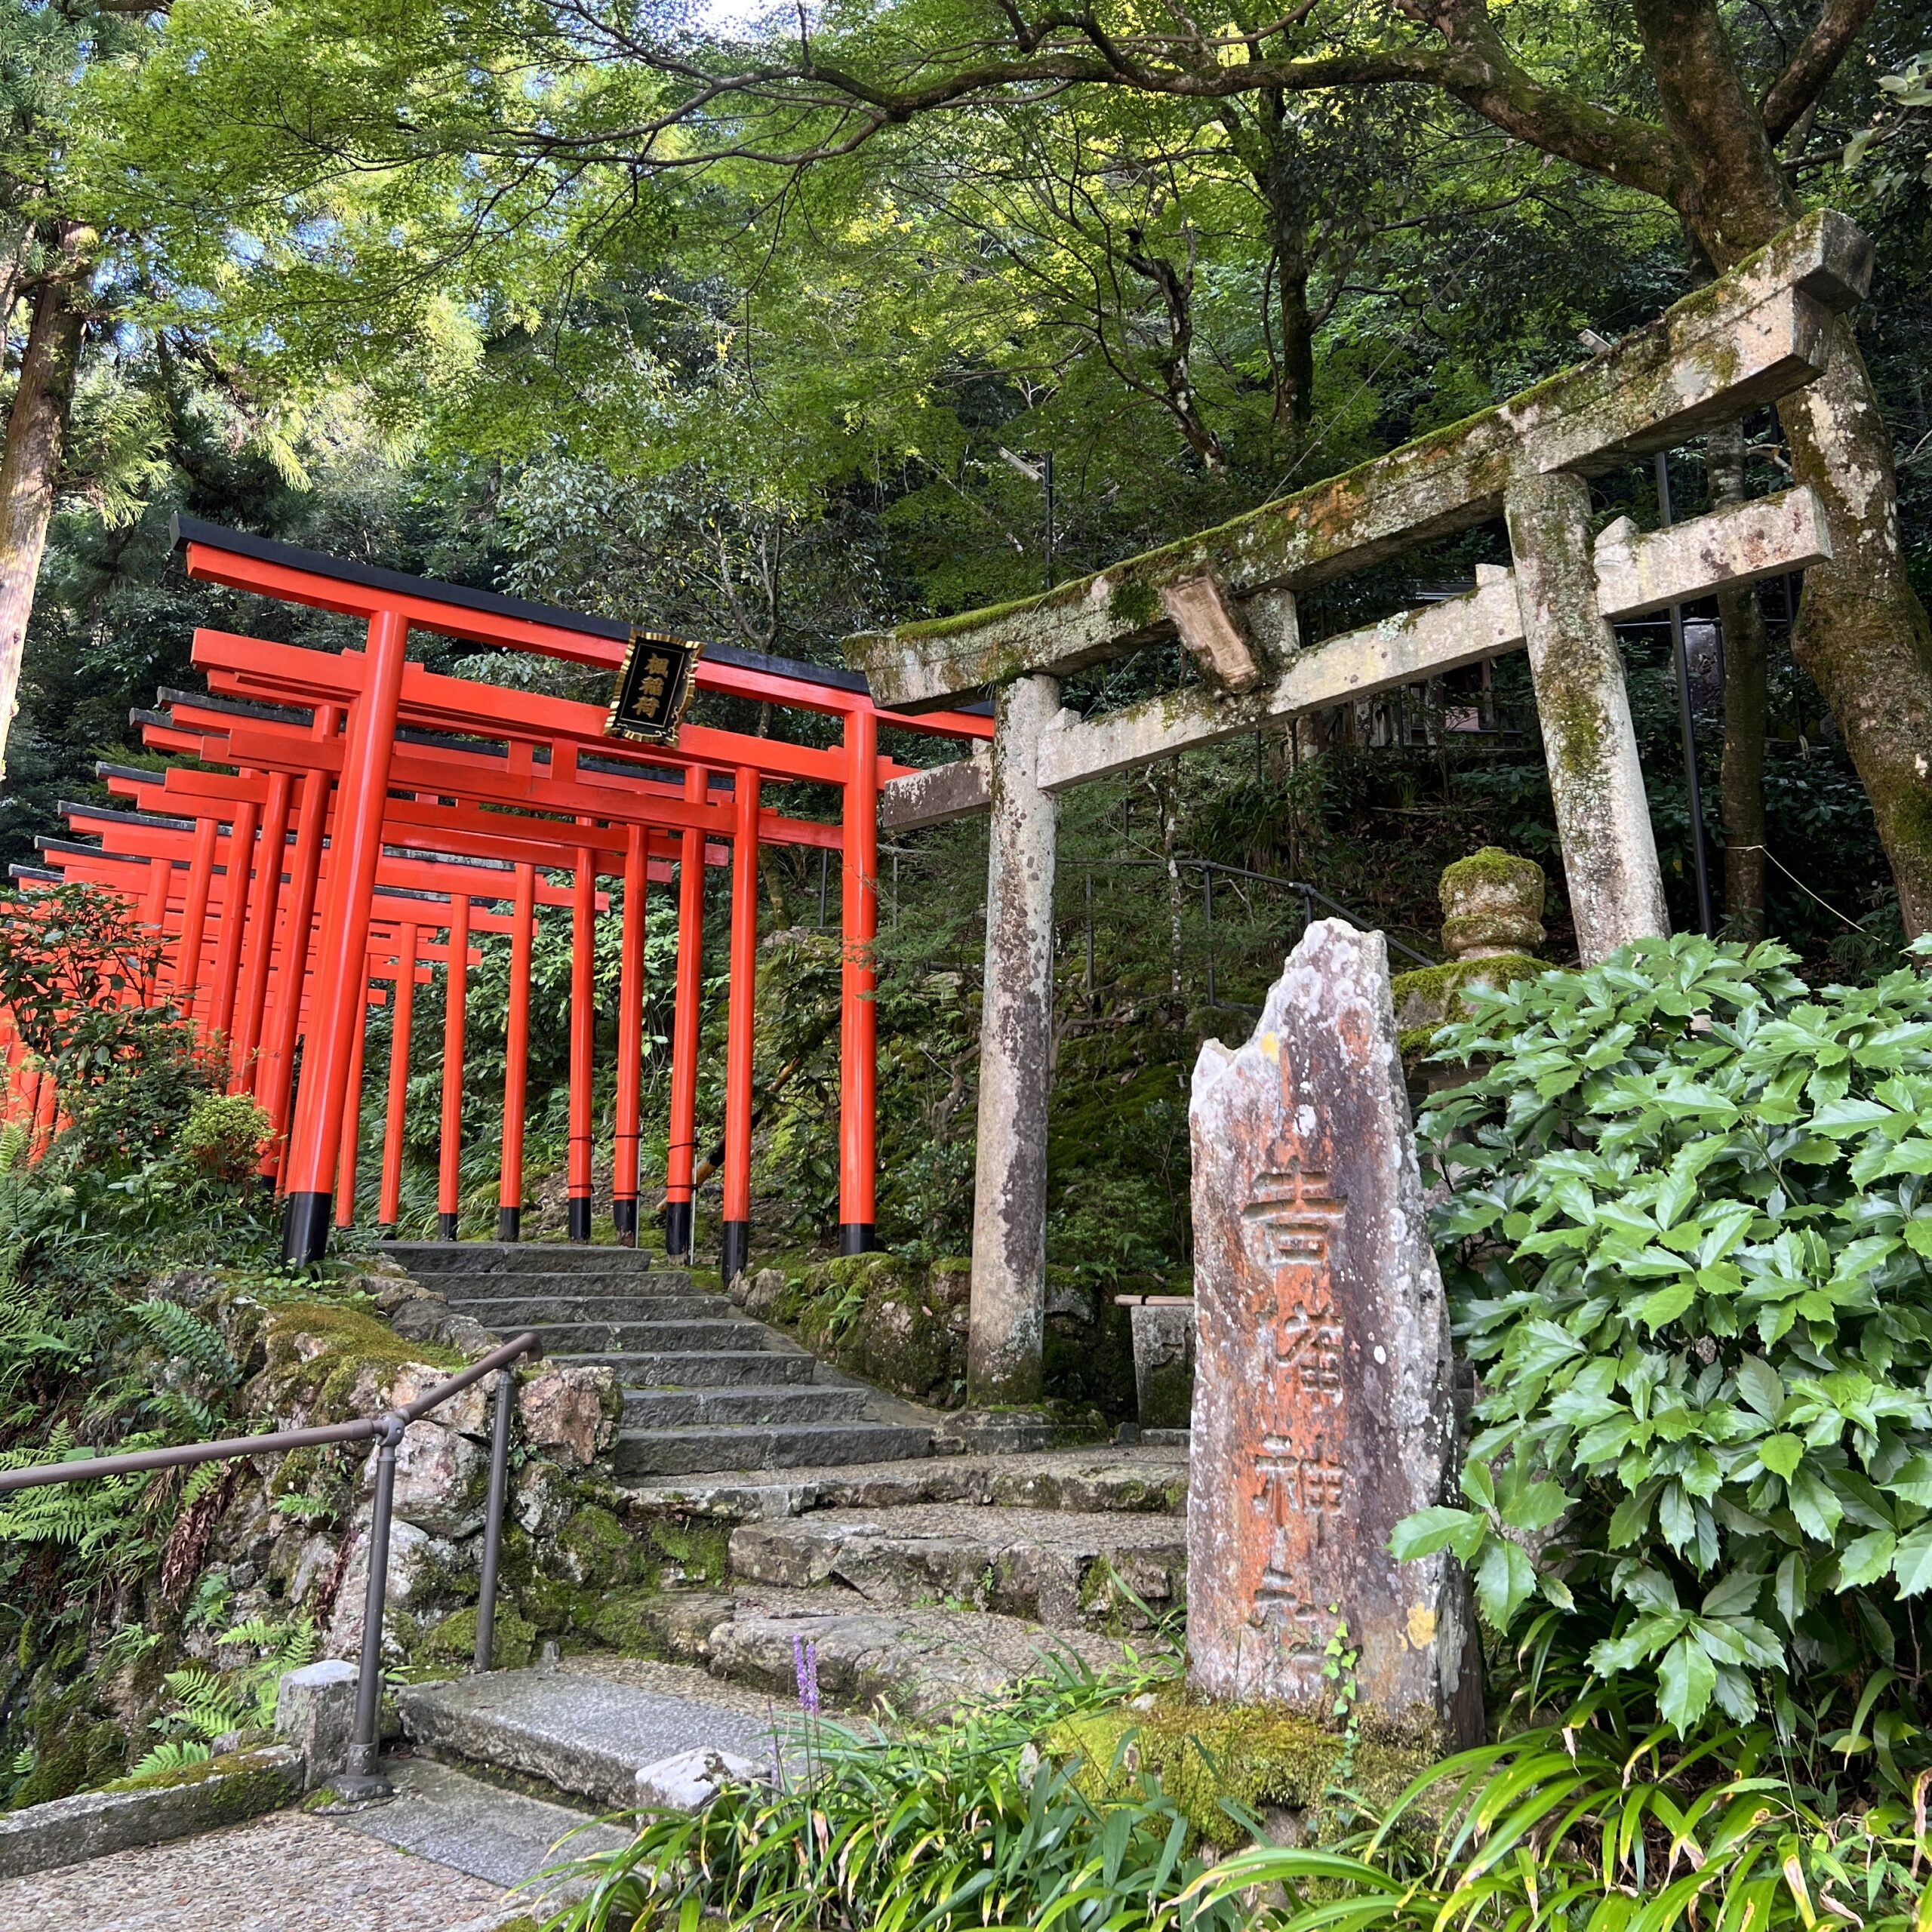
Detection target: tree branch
<box><xmin>1760</xmin><ymin>0</ymin><xmax>1878</xmax><ymax>143</ymax></box>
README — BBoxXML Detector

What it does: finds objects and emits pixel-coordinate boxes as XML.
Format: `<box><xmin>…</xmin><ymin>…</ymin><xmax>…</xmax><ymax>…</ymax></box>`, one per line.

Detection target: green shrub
<box><xmin>1398</xmin><ymin>935</ymin><xmax>1932</xmax><ymax>1758</ymax></box>
<box><xmin>531</xmin><ymin>1657</ymin><xmax>1247</xmax><ymax>1932</ymax></box>
<box><xmin>175</xmin><ymin>1094</ymin><xmax>275</xmax><ymax>1186</ymax></box>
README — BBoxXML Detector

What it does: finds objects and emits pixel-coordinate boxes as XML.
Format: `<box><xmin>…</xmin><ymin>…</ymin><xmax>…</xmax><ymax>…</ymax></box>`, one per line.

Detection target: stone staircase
<box><xmin>391</xmin><ymin>1441</ymin><xmax>1192</xmax><ymax>1823</ymax></box>
<box><xmin>383</xmin><ymin>1241</ymin><xmax>934</xmax><ymax>1476</ymax></box>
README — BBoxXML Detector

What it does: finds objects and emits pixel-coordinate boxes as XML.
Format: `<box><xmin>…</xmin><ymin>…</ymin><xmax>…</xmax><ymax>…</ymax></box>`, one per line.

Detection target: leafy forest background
<box><xmin>2</xmin><ymin>0</ymin><xmax>1929</xmax><ymax>1292</ymax></box>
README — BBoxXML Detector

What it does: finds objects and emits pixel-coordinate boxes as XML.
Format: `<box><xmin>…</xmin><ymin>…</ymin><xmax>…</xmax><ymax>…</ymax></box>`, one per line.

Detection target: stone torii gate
<box><xmin>849</xmin><ymin>211</ymin><xmax>1872</xmax><ymax>1405</ymax></box>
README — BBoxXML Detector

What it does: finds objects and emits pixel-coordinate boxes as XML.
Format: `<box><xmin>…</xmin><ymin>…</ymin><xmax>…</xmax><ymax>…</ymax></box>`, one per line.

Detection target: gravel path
<box><xmin>0</xmin><ymin>1809</ymin><xmax>518</xmax><ymax>1932</ymax></box>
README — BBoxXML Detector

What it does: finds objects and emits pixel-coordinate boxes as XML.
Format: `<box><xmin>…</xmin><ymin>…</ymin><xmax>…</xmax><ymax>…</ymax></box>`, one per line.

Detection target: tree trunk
<box><xmin>1707</xmin><ymin>418</ymin><xmax>1767</xmax><ymax>938</ymax></box>
<box><xmin>1630</xmin><ymin>0</ymin><xmax>1932</xmax><ymax>932</ymax></box>
<box><xmin>0</xmin><ymin>225</ymin><xmax>92</xmax><ymax>783</ymax></box>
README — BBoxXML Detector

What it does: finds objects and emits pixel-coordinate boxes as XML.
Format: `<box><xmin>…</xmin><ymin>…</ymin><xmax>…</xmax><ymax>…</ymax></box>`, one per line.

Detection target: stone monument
<box><xmin>1186</xmin><ymin>919</ymin><xmax>1481</xmax><ymax>1747</ymax></box>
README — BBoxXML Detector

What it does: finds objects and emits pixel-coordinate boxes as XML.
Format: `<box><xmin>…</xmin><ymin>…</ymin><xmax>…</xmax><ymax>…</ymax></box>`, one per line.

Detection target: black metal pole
<box><xmin>1654</xmin><ymin>451</ymin><xmax>1718</xmax><ymax>938</ymax></box>
<box><xmin>1202</xmin><ymin>868</ymin><xmax>1217</xmax><ymax>1009</ymax></box>
<box><xmin>474</xmin><ymin>1369</ymin><xmax>515</xmax><ymax>1673</ymax></box>
<box><xmin>337</xmin><ymin>1413</ymin><xmax>404</xmax><ymax>1798</ymax></box>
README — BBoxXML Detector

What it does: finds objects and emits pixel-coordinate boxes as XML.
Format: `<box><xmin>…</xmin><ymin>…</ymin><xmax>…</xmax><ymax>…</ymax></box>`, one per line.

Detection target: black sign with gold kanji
<box><xmin>606</xmin><ymin>630</ymin><xmax>703</xmax><ymax>744</ymax></box>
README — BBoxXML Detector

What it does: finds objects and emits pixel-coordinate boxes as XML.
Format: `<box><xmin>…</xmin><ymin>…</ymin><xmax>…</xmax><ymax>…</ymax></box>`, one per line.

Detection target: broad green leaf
<box><xmin>1500</xmin><ymin>1481</ymin><xmax>1570</xmax><ymax>1534</ymax></box>
<box><xmin>1775</xmin><ymin>1551</ymin><xmax>1808</xmax><ymax>1629</ymax></box>
<box><xmin>1837</xmin><ymin>1529</ymin><xmax>1897</xmax><ymax>1589</ymax></box>
<box><xmin>1786</xmin><ymin>1465</ymin><xmax>1844</xmax><ymax>1542</ymax></box>
<box><xmin>1734</xmin><ymin>1355</ymin><xmax>1784</xmax><ymax>1421</ymax></box>
<box><xmin>1389</xmin><ymin>1507</ymin><xmax>1474</xmax><ymax>1561</ymax></box>
<box><xmin>1474</xmin><ymin>1537</ymin><xmax>1536</xmax><ymax>1631</ymax></box>
<box><xmin>1657</xmin><ymin>1634</ymin><xmax>1718</xmax><ymax>1733</ymax></box>
<box><xmin>1759</xmin><ymin>1433</ymin><xmax>1804</xmax><ymax>1478</ymax></box>
<box><xmin>1891</xmin><ymin>1523</ymin><xmax>1932</xmax><ymax>1596</ymax></box>
<box><xmin>1632</xmin><ymin>1280</ymin><xmax>1695</xmax><ymax>1332</ymax></box>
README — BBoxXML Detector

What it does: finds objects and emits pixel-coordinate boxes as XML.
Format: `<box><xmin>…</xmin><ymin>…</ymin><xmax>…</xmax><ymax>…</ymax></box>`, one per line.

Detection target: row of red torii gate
<box><xmin>8</xmin><ymin>518</ymin><xmax>992</xmax><ymax>1269</ymax></box>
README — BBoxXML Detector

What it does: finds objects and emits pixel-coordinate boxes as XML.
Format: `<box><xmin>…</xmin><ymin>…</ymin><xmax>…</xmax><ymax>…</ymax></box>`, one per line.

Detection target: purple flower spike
<box><xmin>803</xmin><ymin>1640</ymin><xmax>820</xmax><ymax>1715</ymax></box>
<box><xmin>793</xmin><ymin>1632</ymin><xmax>810</xmax><ymax>1709</ymax></box>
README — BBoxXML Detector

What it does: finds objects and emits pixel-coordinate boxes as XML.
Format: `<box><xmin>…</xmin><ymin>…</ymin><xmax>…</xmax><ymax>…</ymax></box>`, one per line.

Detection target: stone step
<box><xmin>383</xmin><ymin>1241</ymin><xmax>691</xmax><ymax>1278</ymax></box>
<box><xmin>443</xmin><ymin>1292</ymin><xmax>734</xmax><ymax>1325</ymax></box>
<box><xmin>516</xmin><ymin>1317</ymin><xmax>786</xmax><ymax>1355</ymax></box>
<box><xmin>726</xmin><ymin>1502</ymin><xmax>1187</xmax><ymax>1629</ymax></box>
<box><xmin>623</xmin><ymin>1383</ymin><xmax>871</xmax><ymax>1429</ymax></box>
<box><xmin>626</xmin><ymin>1586</ymin><xmax>1149</xmax><ymax>1718</ymax></box>
<box><xmin>622</xmin><ymin>1446</ymin><xmax>1192</xmax><ymax>1523</ymax></box>
<box><xmin>554</xmin><ymin>1349</ymin><xmax>818</xmax><ymax>1386</ymax></box>
<box><xmin>397</xmin><ymin>1659</ymin><xmax>780</xmax><ymax>1810</ymax></box>
<box><xmin>611</xmin><ymin>1420</ymin><xmax>934</xmax><ymax>1478</ymax></box>
<box><xmin>328</xmin><ymin>1754</ymin><xmax>627</xmax><ymax>1898</ymax></box>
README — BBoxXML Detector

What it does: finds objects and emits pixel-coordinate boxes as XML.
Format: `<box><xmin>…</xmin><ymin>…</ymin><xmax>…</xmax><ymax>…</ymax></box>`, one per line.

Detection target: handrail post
<box><xmin>336</xmin><ymin>1411</ymin><xmax>405</xmax><ymax>1799</ymax></box>
<box><xmin>474</xmin><ymin>1366</ymin><xmax>516</xmax><ymax>1673</ymax></box>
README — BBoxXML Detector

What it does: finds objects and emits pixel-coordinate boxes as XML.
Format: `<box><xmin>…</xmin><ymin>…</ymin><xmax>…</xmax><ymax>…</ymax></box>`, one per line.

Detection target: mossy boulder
<box><xmin>253</xmin><ymin>1300</ymin><xmax>466</xmax><ymax>1425</ymax></box>
<box><xmin>1052</xmin><ymin>1696</ymin><xmax>1436</xmax><ymax>1847</ymax></box>
<box><xmin>776</xmin><ymin>1254</ymin><xmax>968</xmax><ymax>1404</ymax></box>
<box><xmin>420</xmin><ymin>1604</ymin><xmax>537</xmax><ymax>1672</ymax></box>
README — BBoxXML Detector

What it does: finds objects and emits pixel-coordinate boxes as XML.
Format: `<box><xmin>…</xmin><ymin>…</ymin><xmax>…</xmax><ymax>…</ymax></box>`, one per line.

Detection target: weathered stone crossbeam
<box><xmin>1037</xmin><ymin>485</ymin><xmax>1827</xmax><ymax>792</ymax></box>
<box><xmin>851</xmin><ymin>210</ymin><xmax>1870</xmax><ymax>712</ymax></box>
<box><xmin>880</xmin><ymin>485</ymin><xmax>1829</xmax><ymax>827</ymax></box>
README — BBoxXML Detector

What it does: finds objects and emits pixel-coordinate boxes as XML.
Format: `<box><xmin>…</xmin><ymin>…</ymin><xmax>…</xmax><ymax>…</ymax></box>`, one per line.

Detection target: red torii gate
<box><xmin>129</xmin><ymin>671</ymin><xmax>881</xmax><ymax>1256</ymax></box>
<box><xmin>135</xmin><ymin>518</ymin><xmax>990</xmax><ymax>1265</ymax></box>
<box><xmin>35</xmin><ymin>811</ymin><xmax>602</xmax><ymax>1235</ymax></box>
<box><xmin>111</xmin><ymin>689</ymin><xmax>846</xmax><ymax>1250</ymax></box>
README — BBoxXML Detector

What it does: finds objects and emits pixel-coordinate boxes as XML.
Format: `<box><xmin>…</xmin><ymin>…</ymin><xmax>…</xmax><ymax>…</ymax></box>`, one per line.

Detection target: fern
<box><xmin>127</xmin><ymin>1738</ymin><xmax>213</xmax><ymax>1781</ymax></box>
<box><xmin>127</xmin><ymin>1298</ymin><xmax>238</xmax><ymax>1391</ymax></box>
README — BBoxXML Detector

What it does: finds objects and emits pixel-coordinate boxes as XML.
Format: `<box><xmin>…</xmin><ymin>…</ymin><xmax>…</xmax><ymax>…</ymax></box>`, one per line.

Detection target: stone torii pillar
<box><xmin>1505</xmin><ymin>472</ymin><xmax>1669</xmax><ymax>960</ymax></box>
<box><xmin>966</xmin><ymin>672</ymin><xmax>1060</xmax><ymax>1406</ymax></box>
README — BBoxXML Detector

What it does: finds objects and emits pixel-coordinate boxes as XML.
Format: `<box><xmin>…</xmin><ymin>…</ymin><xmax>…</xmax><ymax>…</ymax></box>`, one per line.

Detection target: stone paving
<box><xmin>0</xmin><ymin>1808</ymin><xmax>515</xmax><ymax>1932</ymax></box>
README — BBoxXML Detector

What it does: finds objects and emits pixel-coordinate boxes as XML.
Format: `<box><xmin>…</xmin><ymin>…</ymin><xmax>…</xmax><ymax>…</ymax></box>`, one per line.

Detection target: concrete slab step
<box><xmin>528</xmin><ymin>1318</ymin><xmax>788</xmax><ymax>1354</ymax></box>
<box><xmin>554</xmin><ymin>1349</ymin><xmax>817</xmax><ymax>1386</ymax></box>
<box><xmin>623</xmin><ymin>1383</ymin><xmax>871</xmax><ymax>1429</ymax></box>
<box><xmin>622</xmin><ymin>1447</ymin><xmax>1192</xmax><ymax>1523</ymax></box>
<box><xmin>444</xmin><ymin>1292</ymin><xmax>734</xmax><ymax>1325</ymax></box>
<box><xmin>397</xmin><ymin>1660</ymin><xmax>780</xmax><ymax>1810</ymax></box>
<box><xmin>611</xmin><ymin>1586</ymin><xmax>1152</xmax><ymax>1718</ymax></box>
<box><xmin>727</xmin><ymin>1502</ymin><xmax>1186</xmax><ymax>1629</ymax></box>
<box><xmin>384</xmin><ymin>1241</ymin><xmax>694</xmax><ymax>1278</ymax></box>
<box><xmin>329</xmin><ymin>1755</ymin><xmax>627</xmax><ymax>1897</ymax></box>
<box><xmin>612</xmin><ymin>1420</ymin><xmax>933</xmax><ymax>1477</ymax></box>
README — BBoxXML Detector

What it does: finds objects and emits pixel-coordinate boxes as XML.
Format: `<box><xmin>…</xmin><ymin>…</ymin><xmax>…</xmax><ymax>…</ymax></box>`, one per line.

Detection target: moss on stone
<box><xmin>1052</xmin><ymin>1698</ymin><xmax>1435</xmax><ymax>1845</ymax></box>
<box><xmin>420</xmin><ymin>1604</ymin><xmax>537</xmax><ymax>1672</ymax></box>
<box><xmin>1438</xmin><ymin>847</ymin><xmax>1544</xmax><ymax>912</ymax></box>
<box><xmin>258</xmin><ymin>1301</ymin><xmax>466</xmax><ymax>1422</ymax></box>
<box><xmin>646</xmin><ymin>1518</ymin><xmax>729</xmax><ymax>1583</ymax></box>
<box><xmin>580</xmin><ymin>1586</ymin><xmax>670</xmax><ymax>1656</ymax></box>
<box><xmin>557</xmin><ymin>1504</ymin><xmax>638</xmax><ymax>1589</ymax></box>
<box><xmin>1105</xmin><ymin>577</ymin><xmax>1162</xmax><ymax>631</ymax></box>
<box><xmin>1389</xmin><ymin>955</ymin><xmax>1543</xmax><ymax>1044</ymax></box>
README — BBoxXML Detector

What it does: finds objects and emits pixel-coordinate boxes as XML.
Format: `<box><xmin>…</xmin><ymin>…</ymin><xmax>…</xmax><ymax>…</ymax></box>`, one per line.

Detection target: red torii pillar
<box><xmin>438</xmin><ymin>891</ymin><xmax>469</xmax><ymax>1241</ymax></box>
<box><xmin>378</xmin><ymin>919</ymin><xmax>420</xmax><ymax>1234</ymax></box>
<box><xmin>720</xmin><ymin>767</ymin><xmax>761</xmax><ymax>1286</ymax></box>
<box><xmin>498</xmin><ymin>861</ymin><xmax>536</xmax><ymax>1243</ymax></box>
<box><xmin>284</xmin><ymin>611</ymin><xmax>411</xmax><ymax>1262</ymax></box>
<box><xmin>611</xmin><ymin>824</ymin><xmax>646</xmax><ymax>1245</ymax></box>
<box><xmin>231</xmin><ymin>769</ymin><xmax>293</xmax><ymax>1087</ymax></box>
<box><xmin>568</xmin><ymin>836</ymin><xmax>596</xmax><ymax>1243</ymax></box>
<box><xmin>664</xmin><ymin>768</ymin><xmax>706</xmax><ymax>1263</ymax></box>
<box><xmin>840</xmin><ymin>711</ymin><xmax>879</xmax><ymax>1254</ymax></box>
<box><xmin>258</xmin><ymin>709</ymin><xmax>338</xmax><ymax>1170</ymax></box>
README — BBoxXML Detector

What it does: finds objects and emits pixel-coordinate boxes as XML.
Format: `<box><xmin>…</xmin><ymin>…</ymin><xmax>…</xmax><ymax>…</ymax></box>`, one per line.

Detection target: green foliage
<box><xmin>130</xmin><ymin>1613</ymin><xmax>317</xmax><ymax>1779</ymax></box>
<box><xmin>1189</xmin><ymin>1697</ymin><xmax>1932</xmax><ymax>1932</ymax></box>
<box><xmin>174</xmin><ymin>1094</ymin><xmax>275</xmax><ymax>1187</ymax></box>
<box><xmin>1401</xmin><ymin>935</ymin><xmax>1932</xmax><ymax>1755</ymax></box>
<box><xmin>533</xmin><ymin>1657</ymin><xmax>1251</xmax><ymax>1932</ymax></box>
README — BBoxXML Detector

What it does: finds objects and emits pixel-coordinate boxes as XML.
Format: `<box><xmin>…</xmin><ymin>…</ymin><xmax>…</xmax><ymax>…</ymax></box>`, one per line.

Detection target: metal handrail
<box><xmin>0</xmin><ymin>1324</ymin><xmax>543</xmax><ymax>1798</ymax></box>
